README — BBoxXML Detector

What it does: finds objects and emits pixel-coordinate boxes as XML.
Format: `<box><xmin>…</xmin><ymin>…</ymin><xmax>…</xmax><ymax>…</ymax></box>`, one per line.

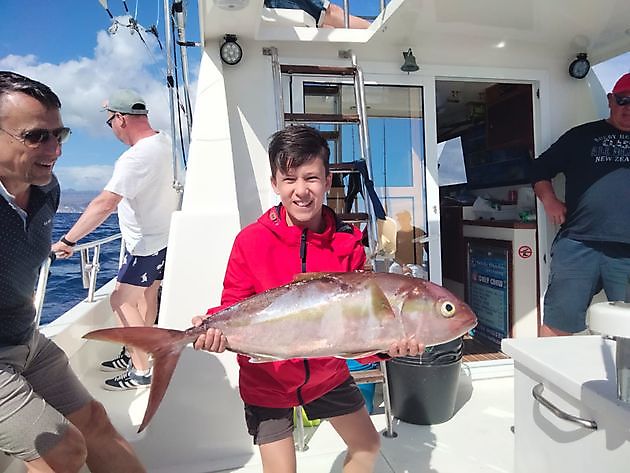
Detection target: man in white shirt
<box><xmin>53</xmin><ymin>89</ymin><xmax>180</xmax><ymax>390</ymax></box>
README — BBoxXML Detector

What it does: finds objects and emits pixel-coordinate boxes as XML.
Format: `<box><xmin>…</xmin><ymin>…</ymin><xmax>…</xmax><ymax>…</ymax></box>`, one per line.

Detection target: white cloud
<box><xmin>0</xmin><ymin>16</ymin><xmax>172</xmax><ymax>135</ymax></box>
<box><xmin>55</xmin><ymin>165</ymin><xmax>114</xmax><ymax>191</ymax></box>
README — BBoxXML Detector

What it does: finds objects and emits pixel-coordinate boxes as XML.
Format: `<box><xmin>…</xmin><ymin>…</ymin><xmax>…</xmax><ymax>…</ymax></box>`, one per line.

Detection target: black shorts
<box><xmin>244</xmin><ymin>376</ymin><xmax>365</xmax><ymax>445</ymax></box>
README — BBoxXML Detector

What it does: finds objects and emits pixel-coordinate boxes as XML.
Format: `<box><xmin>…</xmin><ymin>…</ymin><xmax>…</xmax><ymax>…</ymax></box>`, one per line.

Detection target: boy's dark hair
<box><xmin>0</xmin><ymin>71</ymin><xmax>61</xmax><ymax>112</ymax></box>
<box><xmin>268</xmin><ymin>125</ymin><xmax>330</xmax><ymax>176</ymax></box>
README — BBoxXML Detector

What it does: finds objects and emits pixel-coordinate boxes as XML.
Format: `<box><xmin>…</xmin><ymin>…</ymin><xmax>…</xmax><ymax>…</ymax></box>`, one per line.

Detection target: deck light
<box><xmin>220</xmin><ymin>34</ymin><xmax>243</xmax><ymax>65</ymax></box>
<box><xmin>568</xmin><ymin>53</ymin><xmax>590</xmax><ymax>79</ymax></box>
<box><xmin>401</xmin><ymin>49</ymin><xmax>419</xmax><ymax>73</ymax></box>
<box><xmin>214</xmin><ymin>0</ymin><xmax>249</xmax><ymax>10</ymax></box>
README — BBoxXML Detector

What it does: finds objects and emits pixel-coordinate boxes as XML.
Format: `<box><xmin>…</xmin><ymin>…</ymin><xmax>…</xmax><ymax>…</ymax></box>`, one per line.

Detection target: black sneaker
<box><xmin>100</xmin><ymin>347</ymin><xmax>131</xmax><ymax>372</ymax></box>
<box><xmin>103</xmin><ymin>369</ymin><xmax>152</xmax><ymax>391</ymax></box>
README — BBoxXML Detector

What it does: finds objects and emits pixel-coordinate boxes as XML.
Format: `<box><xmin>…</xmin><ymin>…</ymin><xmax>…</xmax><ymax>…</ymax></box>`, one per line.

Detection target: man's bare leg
<box><xmin>109</xmin><ymin>282</ymin><xmax>151</xmax><ymax>371</ymax></box>
<box><xmin>322</xmin><ymin>4</ymin><xmax>371</xmax><ymax>29</ymax></box>
<box><xmin>67</xmin><ymin>400</ymin><xmax>145</xmax><ymax>473</ymax></box>
<box><xmin>141</xmin><ymin>280</ymin><xmax>161</xmax><ymax>328</ymax></box>
<box><xmin>540</xmin><ymin>323</ymin><xmax>572</xmax><ymax>337</ymax></box>
<box><xmin>25</xmin><ymin>423</ymin><xmax>86</xmax><ymax>473</ymax></box>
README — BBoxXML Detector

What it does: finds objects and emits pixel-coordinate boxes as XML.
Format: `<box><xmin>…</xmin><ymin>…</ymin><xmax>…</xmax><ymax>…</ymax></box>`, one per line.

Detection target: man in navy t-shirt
<box><xmin>532</xmin><ymin>73</ymin><xmax>630</xmax><ymax>335</ymax></box>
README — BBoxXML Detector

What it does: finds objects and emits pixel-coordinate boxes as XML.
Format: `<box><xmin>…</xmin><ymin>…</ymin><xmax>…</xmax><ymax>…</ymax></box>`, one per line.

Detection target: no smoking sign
<box><xmin>518</xmin><ymin>245</ymin><xmax>533</xmax><ymax>259</ymax></box>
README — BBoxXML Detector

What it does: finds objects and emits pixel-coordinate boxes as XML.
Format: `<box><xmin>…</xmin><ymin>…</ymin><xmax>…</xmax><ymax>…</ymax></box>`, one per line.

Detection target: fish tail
<box><xmin>84</xmin><ymin>326</ymin><xmax>188</xmax><ymax>432</ymax></box>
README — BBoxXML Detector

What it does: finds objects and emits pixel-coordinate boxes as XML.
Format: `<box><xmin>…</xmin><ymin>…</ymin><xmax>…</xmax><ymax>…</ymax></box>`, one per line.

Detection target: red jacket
<box><xmin>207</xmin><ymin>205</ymin><xmax>367</xmax><ymax>407</ymax></box>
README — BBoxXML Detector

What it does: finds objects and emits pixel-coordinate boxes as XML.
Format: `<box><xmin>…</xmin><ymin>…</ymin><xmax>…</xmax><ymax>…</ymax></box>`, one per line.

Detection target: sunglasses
<box><xmin>106</xmin><ymin>114</ymin><xmax>116</xmax><ymax>128</ymax></box>
<box><xmin>613</xmin><ymin>94</ymin><xmax>630</xmax><ymax>106</ymax></box>
<box><xmin>0</xmin><ymin>126</ymin><xmax>72</xmax><ymax>148</ymax></box>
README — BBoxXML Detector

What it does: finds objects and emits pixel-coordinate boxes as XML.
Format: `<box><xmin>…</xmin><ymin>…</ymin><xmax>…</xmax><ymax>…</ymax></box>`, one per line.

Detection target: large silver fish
<box><xmin>84</xmin><ymin>272</ymin><xmax>476</xmax><ymax>432</ymax></box>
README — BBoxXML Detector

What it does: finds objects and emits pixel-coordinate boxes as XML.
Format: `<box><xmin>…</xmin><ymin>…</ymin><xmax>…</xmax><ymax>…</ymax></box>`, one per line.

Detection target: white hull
<box><xmin>8</xmin><ymin>0</ymin><xmax>630</xmax><ymax>471</ymax></box>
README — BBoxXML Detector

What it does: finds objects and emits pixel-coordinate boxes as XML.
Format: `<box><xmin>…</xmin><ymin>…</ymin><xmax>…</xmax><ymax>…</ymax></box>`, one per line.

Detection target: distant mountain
<box><xmin>58</xmin><ymin>189</ymin><xmax>99</xmax><ymax>213</ymax></box>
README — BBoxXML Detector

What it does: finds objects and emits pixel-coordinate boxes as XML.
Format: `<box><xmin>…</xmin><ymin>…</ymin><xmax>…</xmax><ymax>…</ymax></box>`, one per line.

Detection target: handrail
<box><xmin>342</xmin><ymin>0</ymin><xmax>387</xmax><ymax>28</ymax></box>
<box><xmin>78</xmin><ymin>233</ymin><xmax>123</xmax><ymax>302</ymax></box>
<box><xmin>33</xmin><ymin>253</ymin><xmax>55</xmax><ymax>328</ymax></box>
<box><xmin>73</xmin><ymin>233</ymin><xmax>122</xmax><ymax>252</ymax></box>
<box><xmin>34</xmin><ymin>233</ymin><xmax>123</xmax><ymax>327</ymax></box>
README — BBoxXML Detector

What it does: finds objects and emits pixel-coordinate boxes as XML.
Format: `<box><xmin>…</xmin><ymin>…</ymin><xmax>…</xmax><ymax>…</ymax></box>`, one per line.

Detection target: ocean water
<box><xmin>43</xmin><ymin>213</ymin><xmax>120</xmax><ymax>325</ymax></box>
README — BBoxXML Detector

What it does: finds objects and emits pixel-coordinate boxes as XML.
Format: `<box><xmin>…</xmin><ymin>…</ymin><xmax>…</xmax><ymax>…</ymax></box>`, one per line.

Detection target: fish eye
<box><xmin>440</xmin><ymin>301</ymin><xmax>456</xmax><ymax>318</ymax></box>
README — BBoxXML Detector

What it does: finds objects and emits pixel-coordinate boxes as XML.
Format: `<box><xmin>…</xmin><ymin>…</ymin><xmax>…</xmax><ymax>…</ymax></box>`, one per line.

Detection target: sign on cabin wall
<box><xmin>465</xmin><ymin>239</ymin><xmax>511</xmax><ymax>348</ymax></box>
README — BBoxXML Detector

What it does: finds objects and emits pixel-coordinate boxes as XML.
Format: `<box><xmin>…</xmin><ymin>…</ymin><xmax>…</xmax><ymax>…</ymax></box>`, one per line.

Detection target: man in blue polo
<box><xmin>0</xmin><ymin>71</ymin><xmax>145</xmax><ymax>471</ymax></box>
<box><xmin>53</xmin><ymin>89</ymin><xmax>180</xmax><ymax>390</ymax></box>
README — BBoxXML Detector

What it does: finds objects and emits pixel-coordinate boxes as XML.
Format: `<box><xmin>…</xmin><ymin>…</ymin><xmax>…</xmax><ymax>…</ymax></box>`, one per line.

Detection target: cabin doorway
<box><xmin>435</xmin><ymin>79</ymin><xmax>538</xmax><ymax>348</ymax></box>
<box><xmin>293</xmin><ymin>79</ymin><xmax>428</xmax><ymax>276</ymax></box>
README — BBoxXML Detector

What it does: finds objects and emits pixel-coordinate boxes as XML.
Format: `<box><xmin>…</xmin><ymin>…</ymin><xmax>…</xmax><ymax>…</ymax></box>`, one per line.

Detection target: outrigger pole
<box><xmin>163</xmin><ymin>0</ymin><xmax>186</xmax><ymax>198</ymax></box>
<box><xmin>171</xmin><ymin>1</ymin><xmax>195</xmax><ymax>134</ymax></box>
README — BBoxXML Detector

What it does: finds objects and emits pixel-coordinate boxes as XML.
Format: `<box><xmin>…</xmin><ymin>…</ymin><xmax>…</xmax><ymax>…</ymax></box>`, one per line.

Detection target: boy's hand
<box><xmin>191</xmin><ymin>316</ymin><xmax>227</xmax><ymax>352</ymax></box>
<box><xmin>387</xmin><ymin>336</ymin><xmax>424</xmax><ymax>357</ymax></box>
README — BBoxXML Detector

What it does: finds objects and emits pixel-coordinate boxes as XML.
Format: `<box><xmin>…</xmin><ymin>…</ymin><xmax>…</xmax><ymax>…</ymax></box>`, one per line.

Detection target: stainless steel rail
<box><xmin>34</xmin><ymin>233</ymin><xmax>123</xmax><ymax>327</ymax></box>
<box><xmin>532</xmin><ymin>383</ymin><xmax>597</xmax><ymax>430</ymax></box>
<box><xmin>341</xmin><ymin>0</ymin><xmax>388</xmax><ymax>28</ymax></box>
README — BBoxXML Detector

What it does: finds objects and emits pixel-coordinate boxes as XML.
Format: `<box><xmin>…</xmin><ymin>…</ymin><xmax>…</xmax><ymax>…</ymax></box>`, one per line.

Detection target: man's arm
<box><xmin>52</xmin><ymin>190</ymin><xmax>122</xmax><ymax>258</ymax></box>
<box><xmin>533</xmin><ymin>180</ymin><xmax>566</xmax><ymax>226</ymax></box>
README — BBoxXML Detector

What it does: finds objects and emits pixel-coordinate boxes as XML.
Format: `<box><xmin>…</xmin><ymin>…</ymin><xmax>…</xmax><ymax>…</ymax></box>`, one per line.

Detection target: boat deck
<box><xmin>83</xmin><ymin>343</ymin><xmax>515</xmax><ymax>473</ymax></box>
<box><xmin>210</xmin><ymin>369</ymin><xmax>514</xmax><ymax>472</ymax></box>
<box><xmin>463</xmin><ymin>335</ymin><xmax>510</xmax><ymax>363</ymax></box>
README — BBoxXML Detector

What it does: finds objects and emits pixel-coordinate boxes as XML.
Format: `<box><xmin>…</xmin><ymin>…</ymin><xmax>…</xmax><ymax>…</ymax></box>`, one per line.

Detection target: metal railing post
<box><xmin>262</xmin><ymin>47</ymin><xmax>284</xmax><ymax>130</ymax></box>
<box><xmin>34</xmin><ymin>254</ymin><xmax>54</xmax><ymax>328</ymax></box>
<box><xmin>343</xmin><ymin>0</ymin><xmax>350</xmax><ymax>28</ymax></box>
<box><xmin>86</xmin><ymin>245</ymin><xmax>101</xmax><ymax>303</ymax></box>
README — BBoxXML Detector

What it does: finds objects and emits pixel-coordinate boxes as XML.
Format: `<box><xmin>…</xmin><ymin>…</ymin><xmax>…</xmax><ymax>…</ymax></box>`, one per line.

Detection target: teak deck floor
<box><xmin>462</xmin><ymin>335</ymin><xmax>510</xmax><ymax>362</ymax></box>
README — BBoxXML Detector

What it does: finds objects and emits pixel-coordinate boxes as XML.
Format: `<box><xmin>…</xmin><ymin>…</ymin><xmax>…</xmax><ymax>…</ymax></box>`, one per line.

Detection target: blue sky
<box><xmin>0</xmin><ymin>1</ymin><xmax>627</xmax><ymax>191</ymax></box>
<box><xmin>0</xmin><ymin>0</ymin><xmax>200</xmax><ymax>191</ymax></box>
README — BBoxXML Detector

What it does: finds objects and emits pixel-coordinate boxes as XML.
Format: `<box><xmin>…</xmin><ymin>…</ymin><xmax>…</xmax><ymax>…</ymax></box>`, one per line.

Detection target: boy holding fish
<box><xmin>192</xmin><ymin>125</ymin><xmax>424</xmax><ymax>472</ymax></box>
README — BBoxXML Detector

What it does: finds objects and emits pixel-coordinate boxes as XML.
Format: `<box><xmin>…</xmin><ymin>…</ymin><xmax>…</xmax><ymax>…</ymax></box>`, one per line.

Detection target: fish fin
<box><xmin>291</xmin><ymin>272</ymin><xmax>335</xmax><ymax>283</ymax></box>
<box><xmin>84</xmin><ymin>326</ymin><xmax>186</xmax><ymax>433</ymax></box>
<box><xmin>334</xmin><ymin>351</ymin><xmax>381</xmax><ymax>359</ymax></box>
<box><xmin>246</xmin><ymin>354</ymin><xmax>283</xmax><ymax>363</ymax></box>
<box><xmin>366</xmin><ymin>281</ymin><xmax>396</xmax><ymax>319</ymax></box>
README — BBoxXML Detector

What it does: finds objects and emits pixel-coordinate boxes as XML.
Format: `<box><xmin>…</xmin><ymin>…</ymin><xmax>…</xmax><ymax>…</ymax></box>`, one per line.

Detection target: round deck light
<box><xmin>569</xmin><ymin>53</ymin><xmax>590</xmax><ymax>79</ymax></box>
<box><xmin>220</xmin><ymin>34</ymin><xmax>243</xmax><ymax>65</ymax></box>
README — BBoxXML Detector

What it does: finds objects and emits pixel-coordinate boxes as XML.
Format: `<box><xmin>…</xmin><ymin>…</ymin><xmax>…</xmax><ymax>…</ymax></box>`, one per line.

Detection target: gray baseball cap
<box><xmin>105</xmin><ymin>89</ymin><xmax>148</xmax><ymax>115</ymax></box>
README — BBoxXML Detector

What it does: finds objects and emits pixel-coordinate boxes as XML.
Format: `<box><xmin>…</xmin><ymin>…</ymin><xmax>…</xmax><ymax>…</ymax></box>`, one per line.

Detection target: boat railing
<box><xmin>34</xmin><ymin>233</ymin><xmax>123</xmax><ymax>327</ymax></box>
<box><xmin>341</xmin><ymin>0</ymin><xmax>387</xmax><ymax>27</ymax></box>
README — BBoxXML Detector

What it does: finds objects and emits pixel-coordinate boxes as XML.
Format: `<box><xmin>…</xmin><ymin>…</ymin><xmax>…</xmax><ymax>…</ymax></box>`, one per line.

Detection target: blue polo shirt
<box><xmin>0</xmin><ymin>176</ymin><xmax>59</xmax><ymax>346</ymax></box>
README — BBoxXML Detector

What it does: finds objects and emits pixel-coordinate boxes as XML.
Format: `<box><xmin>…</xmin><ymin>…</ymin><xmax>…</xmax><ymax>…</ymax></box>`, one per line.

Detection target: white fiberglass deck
<box><xmin>83</xmin><ymin>343</ymin><xmax>514</xmax><ymax>473</ymax></box>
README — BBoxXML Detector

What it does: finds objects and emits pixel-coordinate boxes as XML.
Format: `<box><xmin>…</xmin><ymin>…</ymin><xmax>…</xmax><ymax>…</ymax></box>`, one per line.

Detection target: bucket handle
<box><xmin>532</xmin><ymin>383</ymin><xmax>597</xmax><ymax>430</ymax></box>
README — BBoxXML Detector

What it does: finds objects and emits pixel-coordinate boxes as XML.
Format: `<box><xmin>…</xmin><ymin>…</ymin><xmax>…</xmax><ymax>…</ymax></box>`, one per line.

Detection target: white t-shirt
<box><xmin>105</xmin><ymin>131</ymin><xmax>180</xmax><ymax>256</ymax></box>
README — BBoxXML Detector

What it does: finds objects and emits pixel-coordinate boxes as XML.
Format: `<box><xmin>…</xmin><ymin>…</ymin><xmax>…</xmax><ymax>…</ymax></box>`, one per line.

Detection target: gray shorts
<box><xmin>244</xmin><ymin>376</ymin><xmax>365</xmax><ymax>445</ymax></box>
<box><xmin>0</xmin><ymin>331</ymin><xmax>93</xmax><ymax>461</ymax></box>
<box><xmin>544</xmin><ymin>237</ymin><xmax>630</xmax><ymax>332</ymax></box>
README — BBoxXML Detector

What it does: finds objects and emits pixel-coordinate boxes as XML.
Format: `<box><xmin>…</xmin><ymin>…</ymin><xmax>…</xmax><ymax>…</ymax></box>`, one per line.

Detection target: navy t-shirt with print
<box><xmin>531</xmin><ymin>120</ymin><xmax>630</xmax><ymax>244</ymax></box>
<box><xmin>0</xmin><ymin>176</ymin><xmax>59</xmax><ymax>346</ymax></box>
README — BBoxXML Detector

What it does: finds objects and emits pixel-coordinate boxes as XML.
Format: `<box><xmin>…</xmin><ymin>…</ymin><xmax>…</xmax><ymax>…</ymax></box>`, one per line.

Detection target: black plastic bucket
<box><xmin>386</xmin><ymin>338</ymin><xmax>463</xmax><ymax>425</ymax></box>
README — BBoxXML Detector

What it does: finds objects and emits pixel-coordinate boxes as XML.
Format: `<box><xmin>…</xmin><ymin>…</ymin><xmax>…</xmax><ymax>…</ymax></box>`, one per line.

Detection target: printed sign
<box><xmin>518</xmin><ymin>245</ymin><xmax>532</xmax><ymax>259</ymax></box>
<box><xmin>466</xmin><ymin>241</ymin><xmax>510</xmax><ymax>348</ymax></box>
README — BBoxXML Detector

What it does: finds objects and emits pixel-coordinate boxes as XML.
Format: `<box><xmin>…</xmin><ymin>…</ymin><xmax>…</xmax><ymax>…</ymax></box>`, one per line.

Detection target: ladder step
<box><xmin>330</xmin><ymin>162</ymin><xmax>359</xmax><ymax>173</ymax></box>
<box><xmin>280</xmin><ymin>64</ymin><xmax>356</xmax><ymax>76</ymax></box>
<box><xmin>338</xmin><ymin>212</ymin><xmax>369</xmax><ymax>224</ymax></box>
<box><xmin>351</xmin><ymin>368</ymin><xmax>385</xmax><ymax>385</ymax></box>
<box><xmin>285</xmin><ymin>113</ymin><xmax>360</xmax><ymax>124</ymax></box>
